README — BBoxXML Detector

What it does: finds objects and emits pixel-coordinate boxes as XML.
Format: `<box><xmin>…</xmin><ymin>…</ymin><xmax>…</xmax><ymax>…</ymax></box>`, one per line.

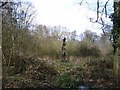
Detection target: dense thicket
<box><xmin>2</xmin><ymin>2</ymin><xmax>36</xmax><ymax>67</ymax></box>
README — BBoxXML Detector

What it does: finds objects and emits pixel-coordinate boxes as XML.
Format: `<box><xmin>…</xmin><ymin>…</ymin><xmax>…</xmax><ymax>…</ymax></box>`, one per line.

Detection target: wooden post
<box><xmin>61</xmin><ymin>38</ymin><xmax>66</xmax><ymax>61</ymax></box>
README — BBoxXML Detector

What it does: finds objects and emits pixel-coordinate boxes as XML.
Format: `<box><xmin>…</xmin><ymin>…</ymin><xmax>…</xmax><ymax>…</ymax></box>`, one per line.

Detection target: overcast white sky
<box><xmin>22</xmin><ymin>0</ymin><xmax>113</xmax><ymax>35</ymax></box>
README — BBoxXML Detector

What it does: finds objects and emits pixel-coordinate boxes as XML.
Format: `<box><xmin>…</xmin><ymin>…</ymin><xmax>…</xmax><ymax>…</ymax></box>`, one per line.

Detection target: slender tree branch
<box><xmin>0</xmin><ymin>2</ymin><xmax>8</xmax><ymax>8</ymax></box>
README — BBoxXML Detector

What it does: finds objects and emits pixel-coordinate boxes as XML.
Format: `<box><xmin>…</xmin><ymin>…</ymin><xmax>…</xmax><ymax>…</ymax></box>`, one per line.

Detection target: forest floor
<box><xmin>2</xmin><ymin>56</ymin><xmax>120</xmax><ymax>89</ymax></box>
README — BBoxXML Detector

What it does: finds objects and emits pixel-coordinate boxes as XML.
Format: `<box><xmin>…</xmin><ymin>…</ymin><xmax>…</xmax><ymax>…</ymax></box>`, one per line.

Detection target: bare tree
<box><xmin>78</xmin><ymin>0</ymin><xmax>113</xmax><ymax>35</ymax></box>
<box><xmin>2</xmin><ymin>1</ymin><xmax>36</xmax><ymax>73</ymax></box>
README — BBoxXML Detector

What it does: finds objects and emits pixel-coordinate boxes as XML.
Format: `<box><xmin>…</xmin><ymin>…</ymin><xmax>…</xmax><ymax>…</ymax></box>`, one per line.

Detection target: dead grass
<box><xmin>2</xmin><ymin>55</ymin><xmax>119</xmax><ymax>88</ymax></box>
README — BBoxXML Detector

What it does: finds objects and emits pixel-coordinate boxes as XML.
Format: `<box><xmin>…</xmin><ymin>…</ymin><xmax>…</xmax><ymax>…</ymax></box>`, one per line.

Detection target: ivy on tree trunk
<box><xmin>61</xmin><ymin>38</ymin><xmax>66</xmax><ymax>61</ymax></box>
<box><xmin>112</xmin><ymin>1</ymin><xmax>120</xmax><ymax>54</ymax></box>
<box><xmin>112</xmin><ymin>1</ymin><xmax>120</xmax><ymax>78</ymax></box>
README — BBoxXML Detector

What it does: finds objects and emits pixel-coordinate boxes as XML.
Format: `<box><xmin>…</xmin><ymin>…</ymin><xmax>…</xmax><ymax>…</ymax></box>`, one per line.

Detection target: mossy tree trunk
<box><xmin>113</xmin><ymin>0</ymin><xmax>120</xmax><ymax>77</ymax></box>
<box><xmin>61</xmin><ymin>38</ymin><xmax>66</xmax><ymax>61</ymax></box>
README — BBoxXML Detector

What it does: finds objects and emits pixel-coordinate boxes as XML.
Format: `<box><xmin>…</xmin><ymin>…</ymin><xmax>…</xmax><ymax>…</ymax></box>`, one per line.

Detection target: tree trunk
<box><xmin>61</xmin><ymin>38</ymin><xmax>66</xmax><ymax>61</ymax></box>
<box><xmin>113</xmin><ymin>0</ymin><xmax>120</xmax><ymax>78</ymax></box>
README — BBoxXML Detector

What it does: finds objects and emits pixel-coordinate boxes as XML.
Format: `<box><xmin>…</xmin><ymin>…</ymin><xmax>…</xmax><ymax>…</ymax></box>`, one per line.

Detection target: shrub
<box><xmin>66</xmin><ymin>41</ymin><xmax>78</xmax><ymax>57</ymax></box>
<box><xmin>87</xmin><ymin>58</ymin><xmax>113</xmax><ymax>69</ymax></box>
<box><xmin>53</xmin><ymin>74</ymin><xmax>79</xmax><ymax>88</ymax></box>
<box><xmin>78</xmin><ymin>42</ymin><xmax>101</xmax><ymax>57</ymax></box>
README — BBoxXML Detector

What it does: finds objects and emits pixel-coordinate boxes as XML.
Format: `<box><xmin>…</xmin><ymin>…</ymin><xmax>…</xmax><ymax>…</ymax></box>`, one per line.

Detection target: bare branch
<box><xmin>0</xmin><ymin>2</ymin><xmax>8</xmax><ymax>8</ymax></box>
<box><xmin>79</xmin><ymin>0</ymin><xmax>83</xmax><ymax>5</ymax></box>
<box><xmin>96</xmin><ymin>0</ymin><xmax>99</xmax><ymax>22</ymax></box>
